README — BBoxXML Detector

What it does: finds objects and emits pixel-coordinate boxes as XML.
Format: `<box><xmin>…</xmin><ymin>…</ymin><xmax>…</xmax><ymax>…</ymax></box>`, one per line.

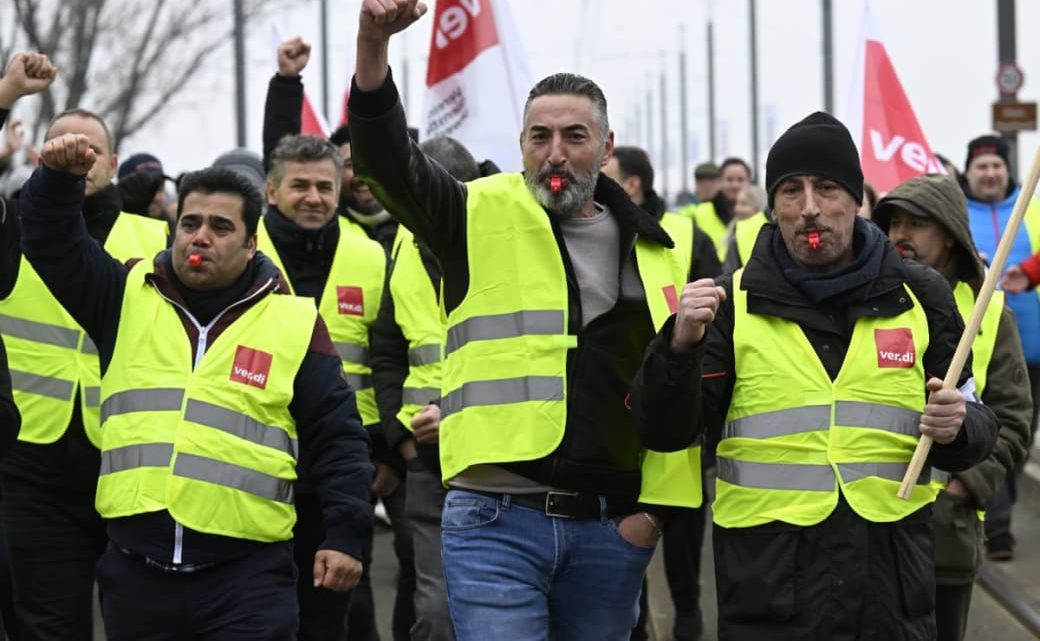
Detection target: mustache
<box><xmin>797</xmin><ymin>224</ymin><xmax>830</xmax><ymax>234</ymax></box>
<box><xmin>536</xmin><ymin>167</ymin><xmax>577</xmax><ymax>183</ymax></box>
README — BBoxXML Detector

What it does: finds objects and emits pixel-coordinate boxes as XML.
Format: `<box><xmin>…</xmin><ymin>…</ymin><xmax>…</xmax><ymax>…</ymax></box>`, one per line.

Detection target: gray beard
<box><xmin>524</xmin><ymin>164</ymin><xmax>600</xmax><ymax>218</ymax></box>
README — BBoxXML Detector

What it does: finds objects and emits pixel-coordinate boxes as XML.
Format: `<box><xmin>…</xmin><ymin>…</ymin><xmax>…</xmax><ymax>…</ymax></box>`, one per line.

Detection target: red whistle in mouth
<box><xmin>550</xmin><ymin>176</ymin><xmax>563</xmax><ymax>192</ymax></box>
<box><xmin>807</xmin><ymin>230</ymin><xmax>821</xmax><ymax>251</ymax></box>
<box><xmin>188</xmin><ymin>254</ymin><xmax>203</xmax><ymax>266</ymax></box>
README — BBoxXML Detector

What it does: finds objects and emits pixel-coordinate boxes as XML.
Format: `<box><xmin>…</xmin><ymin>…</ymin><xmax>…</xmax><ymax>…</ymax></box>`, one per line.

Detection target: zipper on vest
<box><xmin>149</xmin><ymin>277</ymin><xmax>276</xmax><ymax>564</ymax></box>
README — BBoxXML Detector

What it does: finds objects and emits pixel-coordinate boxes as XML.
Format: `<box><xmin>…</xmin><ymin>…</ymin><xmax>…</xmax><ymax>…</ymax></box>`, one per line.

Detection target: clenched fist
<box><xmin>41</xmin><ymin>133</ymin><xmax>96</xmax><ymax>176</ymax></box>
<box><xmin>0</xmin><ymin>52</ymin><xmax>57</xmax><ymax>108</ymax></box>
<box><xmin>359</xmin><ymin>0</ymin><xmax>428</xmax><ymax>40</ymax></box>
<box><xmin>670</xmin><ymin>278</ymin><xmax>726</xmax><ymax>353</ymax></box>
<box><xmin>277</xmin><ymin>36</ymin><xmax>311</xmax><ymax>77</ymax></box>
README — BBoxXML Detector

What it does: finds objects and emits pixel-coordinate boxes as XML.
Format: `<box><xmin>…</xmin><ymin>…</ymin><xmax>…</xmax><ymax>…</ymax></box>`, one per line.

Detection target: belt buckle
<box><xmin>544</xmin><ymin>490</ymin><xmax>580</xmax><ymax>519</ymax></box>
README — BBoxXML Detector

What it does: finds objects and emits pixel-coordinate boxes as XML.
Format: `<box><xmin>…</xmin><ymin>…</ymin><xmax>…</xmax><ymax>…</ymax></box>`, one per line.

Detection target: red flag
<box><xmin>844</xmin><ymin>1</ymin><xmax>943</xmax><ymax>194</ymax></box>
<box><xmin>301</xmin><ymin>90</ymin><xmax>330</xmax><ymax>138</ymax></box>
<box><xmin>422</xmin><ymin>0</ymin><xmax>533</xmax><ymax>171</ymax></box>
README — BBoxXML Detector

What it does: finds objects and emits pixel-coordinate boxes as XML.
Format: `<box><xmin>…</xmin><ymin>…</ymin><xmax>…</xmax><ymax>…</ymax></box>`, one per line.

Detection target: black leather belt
<box><xmin>115</xmin><ymin>545</ymin><xmax>218</xmax><ymax>574</ymax></box>
<box><xmin>468</xmin><ymin>489</ymin><xmax>634</xmax><ymax>519</ymax></box>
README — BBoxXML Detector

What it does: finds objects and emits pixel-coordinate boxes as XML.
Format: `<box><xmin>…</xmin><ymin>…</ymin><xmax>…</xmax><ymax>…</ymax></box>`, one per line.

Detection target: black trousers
<box><xmin>97</xmin><ymin>541</ymin><xmax>297</xmax><ymax>640</ymax></box>
<box><xmin>663</xmin><ymin>506</ymin><xmax>708</xmax><ymax>640</ymax></box>
<box><xmin>0</xmin><ymin>473</ymin><xmax>105</xmax><ymax>641</ymax></box>
<box><xmin>935</xmin><ymin>583</ymin><xmax>973</xmax><ymax>641</ymax></box>
<box><xmin>347</xmin><ymin>482</ymin><xmax>415</xmax><ymax>641</ymax></box>
<box><xmin>294</xmin><ymin>493</ymin><xmax>354</xmax><ymax>641</ymax></box>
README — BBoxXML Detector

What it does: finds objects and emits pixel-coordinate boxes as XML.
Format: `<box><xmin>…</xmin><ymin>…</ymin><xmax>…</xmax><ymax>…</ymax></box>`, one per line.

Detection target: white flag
<box><xmin>421</xmin><ymin>0</ymin><xmax>534</xmax><ymax>172</ymax></box>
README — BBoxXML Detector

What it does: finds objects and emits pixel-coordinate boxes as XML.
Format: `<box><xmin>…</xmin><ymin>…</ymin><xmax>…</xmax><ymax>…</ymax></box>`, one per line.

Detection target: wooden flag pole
<box><xmin>898</xmin><ymin>145</ymin><xmax>1040</xmax><ymax>500</ymax></box>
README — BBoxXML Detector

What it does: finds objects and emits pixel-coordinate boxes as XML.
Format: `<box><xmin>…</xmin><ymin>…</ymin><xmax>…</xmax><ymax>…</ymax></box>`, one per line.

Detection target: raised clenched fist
<box><xmin>359</xmin><ymin>0</ymin><xmax>428</xmax><ymax>40</ymax></box>
<box><xmin>0</xmin><ymin>52</ymin><xmax>57</xmax><ymax>108</ymax></box>
<box><xmin>670</xmin><ymin>278</ymin><xmax>727</xmax><ymax>353</ymax></box>
<box><xmin>277</xmin><ymin>36</ymin><xmax>311</xmax><ymax>77</ymax></box>
<box><xmin>41</xmin><ymin>133</ymin><xmax>96</xmax><ymax>176</ymax></box>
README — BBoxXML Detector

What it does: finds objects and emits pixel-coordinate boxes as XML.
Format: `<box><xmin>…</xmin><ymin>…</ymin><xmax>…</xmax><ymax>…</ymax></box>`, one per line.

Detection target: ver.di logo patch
<box><xmin>337</xmin><ymin>286</ymin><xmax>364</xmax><ymax>316</ymax></box>
<box><xmin>875</xmin><ymin>328</ymin><xmax>915</xmax><ymax>368</ymax></box>
<box><xmin>230</xmin><ymin>346</ymin><xmax>273</xmax><ymax>389</ymax></box>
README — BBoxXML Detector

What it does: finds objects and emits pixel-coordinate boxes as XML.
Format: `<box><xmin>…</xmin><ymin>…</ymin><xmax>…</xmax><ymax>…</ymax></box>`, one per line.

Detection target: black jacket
<box><xmin>0</xmin><ymin>194</ymin><xmax>20</xmax><ymax>457</ymax></box>
<box><xmin>19</xmin><ymin>165</ymin><xmax>374</xmax><ymax>562</ymax></box>
<box><xmin>632</xmin><ymin>221</ymin><xmax>998</xmax><ymax>470</ymax></box>
<box><xmin>631</xmin><ymin>220</ymin><xmax>998</xmax><ymax>639</ymax></box>
<box><xmin>349</xmin><ymin>70</ymin><xmax>699</xmax><ymax>502</ymax></box>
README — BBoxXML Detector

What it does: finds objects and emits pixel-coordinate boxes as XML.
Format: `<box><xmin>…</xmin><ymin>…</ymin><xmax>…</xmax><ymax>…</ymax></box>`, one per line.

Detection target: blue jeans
<box><xmin>441</xmin><ymin>489</ymin><xmax>654</xmax><ymax>641</ymax></box>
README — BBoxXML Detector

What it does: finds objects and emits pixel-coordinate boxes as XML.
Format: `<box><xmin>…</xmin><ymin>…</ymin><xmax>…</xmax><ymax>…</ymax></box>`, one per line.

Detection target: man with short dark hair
<box><xmin>693</xmin><ymin>162</ymin><xmax>721</xmax><ymax>204</ymax></box>
<box><xmin>265</xmin><ymin>37</ymin><xmax>397</xmax><ymax>251</ymax></box>
<box><xmin>259</xmin><ymin>132</ymin><xmax>388</xmax><ymax>641</ymax></box>
<box><xmin>349</xmin><ymin>2</ymin><xmax>704</xmax><ymax>638</ymax></box>
<box><xmin>19</xmin><ymin>137</ymin><xmax>373</xmax><ymax>638</ymax></box>
<box><xmin>603</xmin><ymin>144</ymin><xmax>719</xmax><ymax>641</ymax></box>
<box><xmin>961</xmin><ymin>134</ymin><xmax>1040</xmax><ymax>561</ymax></box>
<box><xmin>0</xmin><ymin>66</ymin><xmax>169</xmax><ymax>637</ymax></box>
<box><xmin>633</xmin><ymin>112</ymin><xmax>999</xmax><ymax>640</ymax></box>
<box><xmin>680</xmin><ymin>157</ymin><xmax>753</xmax><ymax>261</ymax></box>
<box><xmin>872</xmin><ymin>174</ymin><xmax>1031</xmax><ymax>641</ymax></box>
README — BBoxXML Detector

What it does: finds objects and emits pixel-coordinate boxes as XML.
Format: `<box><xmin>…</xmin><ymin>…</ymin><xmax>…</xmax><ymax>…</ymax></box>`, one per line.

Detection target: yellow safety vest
<box><xmin>96</xmin><ymin>261</ymin><xmax>315</xmax><ymax>542</ymax></box>
<box><xmin>439</xmin><ymin>173</ymin><xmax>699</xmax><ymax>506</ymax></box>
<box><xmin>734</xmin><ymin>211</ymin><xmax>768</xmax><ymax>267</ymax></box>
<box><xmin>257</xmin><ymin>217</ymin><xmax>386</xmax><ymax>426</ymax></box>
<box><xmin>638</xmin><ymin>212</ymin><xmax>703</xmax><ymax>508</ymax></box>
<box><xmin>388</xmin><ymin>226</ymin><xmax>444</xmax><ymax>429</ymax></box>
<box><xmin>952</xmin><ymin>282</ymin><xmax>1002</xmax><ymax>397</ymax></box>
<box><xmin>931</xmin><ymin>282</ymin><xmax>1004</xmax><ymax>495</ymax></box>
<box><xmin>716</xmin><ymin>269</ymin><xmax>937</xmax><ymax>528</ymax></box>
<box><xmin>680</xmin><ymin>201</ymin><xmax>728</xmax><ymax>261</ymax></box>
<box><xmin>0</xmin><ymin>213</ymin><xmax>168</xmax><ymax>447</ymax></box>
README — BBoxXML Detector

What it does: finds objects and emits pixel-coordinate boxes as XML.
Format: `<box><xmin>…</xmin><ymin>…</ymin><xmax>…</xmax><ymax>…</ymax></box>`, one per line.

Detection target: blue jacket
<box><xmin>967</xmin><ymin>184</ymin><xmax>1040</xmax><ymax>364</ymax></box>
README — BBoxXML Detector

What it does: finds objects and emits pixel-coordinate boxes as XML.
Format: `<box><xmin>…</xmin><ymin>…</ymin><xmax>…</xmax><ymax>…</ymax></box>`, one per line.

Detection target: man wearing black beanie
<box><xmin>632</xmin><ymin>111</ymin><xmax>1000</xmax><ymax>640</ymax></box>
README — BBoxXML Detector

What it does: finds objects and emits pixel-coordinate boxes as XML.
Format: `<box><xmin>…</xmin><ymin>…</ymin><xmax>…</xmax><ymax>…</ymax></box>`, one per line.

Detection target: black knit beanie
<box><xmin>964</xmin><ymin>135</ymin><xmax>1010</xmax><ymax>172</ymax></box>
<box><xmin>766</xmin><ymin>111</ymin><xmax>863</xmax><ymax>208</ymax></box>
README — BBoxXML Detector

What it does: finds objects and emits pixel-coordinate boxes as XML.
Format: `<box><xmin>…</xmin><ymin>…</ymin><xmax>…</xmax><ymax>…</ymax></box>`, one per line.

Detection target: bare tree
<box><xmin>7</xmin><ymin>0</ymin><xmax>296</xmax><ymax>150</ymax></box>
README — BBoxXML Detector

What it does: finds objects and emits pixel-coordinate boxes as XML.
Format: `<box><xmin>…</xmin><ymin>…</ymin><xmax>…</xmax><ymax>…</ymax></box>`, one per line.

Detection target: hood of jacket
<box><xmin>872</xmin><ymin>174</ymin><xmax>986</xmax><ymax>290</ymax></box>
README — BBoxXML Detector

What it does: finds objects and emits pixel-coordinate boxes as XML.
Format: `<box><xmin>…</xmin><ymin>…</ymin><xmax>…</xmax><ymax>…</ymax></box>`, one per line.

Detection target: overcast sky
<box><xmin>11</xmin><ymin>0</ymin><xmax>1040</xmax><ymax>196</ymax></box>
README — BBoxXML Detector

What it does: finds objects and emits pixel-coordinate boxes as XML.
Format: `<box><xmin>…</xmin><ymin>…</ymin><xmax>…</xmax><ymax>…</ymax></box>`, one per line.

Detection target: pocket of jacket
<box><xmin>440</xmin><ymin>491</ymin><xmax>500</xmax><ymax>532</ymax></box>
<box><xmin>891</xmin><ymin>520</ymin><xmax>936</xmax><ymax>619</ymax></box>
<box><xmin>931</xmin><ymin>491</ymin><xmax>983</xmax><ymax>582</ymax></box>
<box><xmin>715</xmin><ymin>526</ymin><xmax>799</xmax><ymax>623</ymax></box>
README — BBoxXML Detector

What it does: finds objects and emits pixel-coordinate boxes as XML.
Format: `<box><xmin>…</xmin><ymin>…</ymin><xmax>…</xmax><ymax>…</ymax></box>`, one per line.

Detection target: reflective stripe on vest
<box><xmin>408</xmin><ymin>344</ymin><xmax>441</xmax><ymax>366</ymax></box>
<box><xmin>0</xmin><ymin>213</ymin><xmax>167</xmax><ymax>447</ymax></box>
<box><xmin>173</xmin><ymin>453</ymin><xmax>293</xmax><ymax>504</ymax></box>
<box><xmin>258</xmin><ymin>217</ymin><xmax>386</xmax><ymax>426</ymax></box>
<box><xmin>101</xmin><ymin>443</ymin><xmax>174</xmax><ymax>474</ymax></box>
<box><xmin>96</xmin><ymin>261</ymin><xmax>313</xmax><ymax>542</ymax></box>
<box><xmin>441</xmin><ymin>376</ymin><xmax>564</xmax><ymax>418</ymax></box>
<box><xmin>716</xmin><ymin>268</ymin><xmax>936</xmax><ymax>528</ymax></box>
<box><xmin>445</xmin><ymin>310</ymin><xmax>564</xmax><ymax>356</ymax></box>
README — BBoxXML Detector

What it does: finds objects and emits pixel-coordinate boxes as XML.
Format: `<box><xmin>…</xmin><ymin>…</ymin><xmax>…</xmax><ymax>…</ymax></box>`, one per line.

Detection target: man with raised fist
<box><xmin>17</xmin><ymin>132</ymin><xmax>373</xmax><ymax>639</ymax></box>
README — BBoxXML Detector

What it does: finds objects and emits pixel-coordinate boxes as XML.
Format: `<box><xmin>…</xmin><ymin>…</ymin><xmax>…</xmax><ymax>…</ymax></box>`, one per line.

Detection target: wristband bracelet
<box><xmin>641</xmin><ymin>511</ymin><xmax>663</xmax><ymax>536</ymax></box>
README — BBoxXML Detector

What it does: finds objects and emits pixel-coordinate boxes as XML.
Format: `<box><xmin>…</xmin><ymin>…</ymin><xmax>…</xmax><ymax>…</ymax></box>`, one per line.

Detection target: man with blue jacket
<box><xmin>961</xmin><ymin>134</ymin><xmax>1040</xmax><ymax>561</ymax></box>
